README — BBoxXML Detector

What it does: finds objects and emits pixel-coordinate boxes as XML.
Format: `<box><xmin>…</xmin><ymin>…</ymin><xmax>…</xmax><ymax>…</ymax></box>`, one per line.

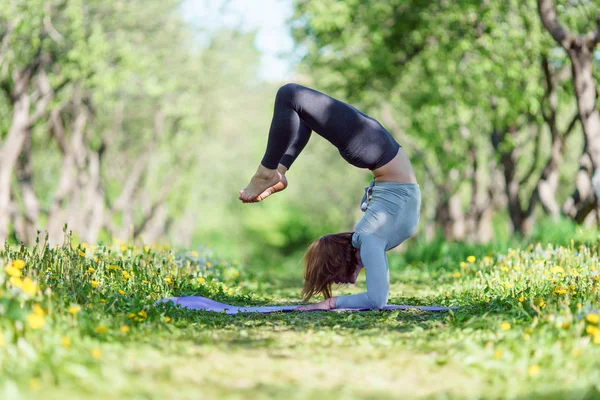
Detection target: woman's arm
<box><xmin>335</xmin><ymin>235</ymin><xmax>389</xmax><ymax>309</ymax></box>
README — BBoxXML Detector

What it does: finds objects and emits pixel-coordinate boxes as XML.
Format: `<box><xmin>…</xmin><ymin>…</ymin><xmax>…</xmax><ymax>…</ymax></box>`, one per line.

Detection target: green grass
<box><xmin>1</xmin><ymin>235</ymin><xmax>600</xmax><ymax>399</ymax></box>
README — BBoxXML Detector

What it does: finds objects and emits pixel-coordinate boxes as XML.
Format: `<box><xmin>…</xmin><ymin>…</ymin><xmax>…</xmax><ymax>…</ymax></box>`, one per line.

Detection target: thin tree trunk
<box><xmin>538</xmin><ymin>0</ymin><xmax>600</xmax><ymax>223</ymax></box>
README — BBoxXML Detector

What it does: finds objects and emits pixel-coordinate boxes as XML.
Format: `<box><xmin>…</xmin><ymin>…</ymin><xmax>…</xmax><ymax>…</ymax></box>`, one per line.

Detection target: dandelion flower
<box><xmin>108</xmin><ymin>265</ymin><xmax>121</xmax><ymax>271</ymax></box>
<box><xmin>197</xmin><ymin>277</ymin><xmax>205</xmax><ymax>284</ymax></box>
<box><xmin>5</xmin><ymin>266</ymin><xmax>21</xmax><ymax>278</ymax></box>
<box><xmin>165</xmin><ymin>316</ymin><xmax>172</xmax><ymax>323</ymax></box>
<box><xmin>21</xmin><ymin>277</ymin><xmax>38</xmax><ymax>296</ymax></box>
<box><xmin>528</xmin><ymin>364</ymin><xmax>540</xmax><ymax>377</ymax></box>
<box><xmin>118</xmin><ymin>290</ymin><xmax>125</xmax><ymax>295</ymax></box>
<box><xmin>164</xmin><ymin>277</ymin><xmax>173</xmax><ymax>284</ymax></box>
<box><xmin>91</xmin><ymin>348</ymin><xmax>102</xmax><ymax>360</ymax></box>
<box><xmin>227</xmin><ymin>289</ymin><xmax>233</xmax><ymax>295</ymax></box>
<box><xmin>12</xmin><ymin>259</ymin><xmax>26</xmax><ymax>269</ymax></box>
<box><xmin>190</xmin><ymin>251</ymin><xmax>199</xmax><ymax>257</ymax></box>
<box><xmin>518</xmin><ymin>296</ymin><xmax>525</xmax><ymax>302</ymax></box>
<box><xmin>30</xmin><ymin>378</ymin><xmax>40</xmax><ymax>392</ymax></box>
<box><xmin>87</xmin><ymin>268</ymin><xmax>95</xmax><ymax>274</ymax></box>
<box><xmin>493</xmin><ymin>349</ymin><xmax>503</xmax><ymax>359</ymax></box>
<box><xmin>120</xmin><ymin>325</ymin><xmax>130</xmax><ymax>334</ymax></box>
<box><xmin>452</xmin><ymin>272</ymin><xmax>461</xmax><ymax>279</ymax></box>
<box><xmin>551</xmin><ymin>266</ymin><xmax>564</xmax><ymax>274</ymax></box>
<box><xmin>90</xmin><ymin>280</ymin><xmax>99</xmax><ymax>289</ymax></box>
<box><xmin>27</xmin><ymin>313</ymin><xmax>45</xmax><ymax>330</ymax></box>
<box><xmin>95</xmin><ymin>325</ymin><xmax>107</xmax><ymax>334</ymax></box>
<box><xmin>500</xmin><ymin>322</ymin><xmax>511</xmax><ymax>331</ymax></box>
<box><xmin>68</xmin><ymin>305</ymin><xmax>82</xmax><ymax>314</ymax></box>
<box><xmin>467</xmin><ymin>256</ymin><xmax>476</xmax><ymax>263</ymax></box>
<box><xmin>586</xmin><ymin>314</ymin><xmax>599</xmax><ymax>324</ymax></box>
<box><xmin>586</xmin><ymin>325</ymin><xmax>598</xmax><ymax>335</ymax></box>
<box><xmin>61</xmin><ymin>336</ymin><xmax>71</xmax><ymax>348</ymax></box>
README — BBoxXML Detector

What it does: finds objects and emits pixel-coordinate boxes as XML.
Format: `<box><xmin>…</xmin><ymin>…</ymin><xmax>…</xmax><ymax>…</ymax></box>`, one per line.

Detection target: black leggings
<box><xmin>260</xmin><ymin>84</ymin><xmax>400</xmax><ymax>171</ymax></box>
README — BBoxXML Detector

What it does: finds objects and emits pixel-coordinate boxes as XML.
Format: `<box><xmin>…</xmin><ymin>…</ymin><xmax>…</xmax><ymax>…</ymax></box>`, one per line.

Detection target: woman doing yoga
<box><xmin>240</xmin><ymin>83</ymin><xmax>420</xmax><ymax>310</ymax></box>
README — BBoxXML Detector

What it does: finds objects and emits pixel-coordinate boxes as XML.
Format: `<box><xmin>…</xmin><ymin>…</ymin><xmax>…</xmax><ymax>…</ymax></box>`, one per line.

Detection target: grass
<box><xmin>1</xmin><ymin>234</ymin><xmax>600</xmax><ymax>399</ymax></box>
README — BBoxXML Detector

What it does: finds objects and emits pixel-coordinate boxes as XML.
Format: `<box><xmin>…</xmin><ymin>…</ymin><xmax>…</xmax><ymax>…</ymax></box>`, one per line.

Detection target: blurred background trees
<box><xmin>0</xmin><ymin>0</ymin><xmax>599</xmax><ymax>264</ymax></box>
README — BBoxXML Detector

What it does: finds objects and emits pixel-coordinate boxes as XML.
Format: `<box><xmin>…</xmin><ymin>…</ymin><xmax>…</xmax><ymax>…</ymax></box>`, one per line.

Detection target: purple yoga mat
<box><xmin>157</xmin><ymin>296</ymin><xmax>456</xmax><ymax>314</ymax></box>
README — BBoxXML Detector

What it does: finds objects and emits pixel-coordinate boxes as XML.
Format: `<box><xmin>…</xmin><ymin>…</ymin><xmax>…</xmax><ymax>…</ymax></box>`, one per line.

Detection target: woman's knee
<box><xmin>276</xmin><ymin>83</ymin><xmax>301</xmax><ymax>103</ymax></box>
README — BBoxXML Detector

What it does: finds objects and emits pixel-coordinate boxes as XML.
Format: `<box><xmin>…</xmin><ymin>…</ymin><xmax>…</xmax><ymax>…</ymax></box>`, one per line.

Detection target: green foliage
<box><xmin>1</xmin><ymin>236</ymin><xmax>600</xmax><ymax>397</ymax></box>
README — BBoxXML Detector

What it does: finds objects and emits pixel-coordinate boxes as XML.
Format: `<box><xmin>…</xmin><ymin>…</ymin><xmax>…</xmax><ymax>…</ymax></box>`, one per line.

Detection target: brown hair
<box><xmin>301</xmin><ymin>232</ymin><xmax>357</xmax><ymax>301</ymax></box>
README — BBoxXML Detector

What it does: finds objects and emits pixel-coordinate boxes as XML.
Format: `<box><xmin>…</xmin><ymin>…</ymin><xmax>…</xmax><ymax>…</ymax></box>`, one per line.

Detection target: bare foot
<box><xmin>254</xmin><ymin>174</ymin><xmax>288</xmax><ymax>202</ymax></box>
<box><xmin>239</xmin><ymin>165</ymin><xmax>282</xmax><ymax>202</ymax></box>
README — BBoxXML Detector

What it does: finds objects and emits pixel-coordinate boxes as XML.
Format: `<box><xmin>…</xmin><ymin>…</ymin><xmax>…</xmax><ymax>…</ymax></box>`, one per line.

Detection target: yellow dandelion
<box><xmin>206</xmin><ymin>262</ymin><xmax>212</xmax><ymax>268</ymax></box>
<box><xmin>9</xmin><ymin>276</ymin><xmax>23</xmax><ymax>288</ymax></box>
<box><xmin>61</xmin><ymin>336</ymin><xmax>71</xmax><ymax>348</ymax></box>
<box><xmin>493</xmin><ymin>349</ymin><xmax>503</xmax><ymax>359</ymax></box>
<box><xmin>90</xmin><ymin>280</ymin><xmax>99</xmax><ymax>288</ymax></box>
<box><xmin>452</xmin><ymin>272</ymin><xmax>461</xmax><ymax>279</ymax></box>
<box><xmin>231</xmin><ymin>270</ymin><xmax>240</xmax><ymax>277</ymax></box>
<box><xmin>137</xmin><ymin>310</ymin><xmax>147</xmax><ymax>319</ymax></box>
<box><xmin>165</xmin><ymin>316</ymin><xmax>172</xmax><ymax>323</ymax></box>
<box><xmin>164</xmin><ymin>277</ymin><xmax>173</xmax><ymax>284</ymax></box>
<box><xmin>586</xmin><ymin>325</ymin><xmax>598</xmax><ymax>335</ymax></box>
<box><xmin>528</xmin><ymin>364</ymin><xmax>540</xmax><ymax>377</ymax></box>
<box><xmin>5</xmin><ymin>266</ymin><xmax>21</xmax><ymax>278</ymax></box>
<box><xmin>21</xmin><ymin>277</ymin><xmax>38</xmax><ymax>296</ymax></box>
<box><xmin>501</xmin><ymin>266</ymin><xmax>509</xmax><ymax>272</ymax></box>
<box><xmin>513</xmin><ymin>266</ymin><xmax>521</xmax><ymax>272</ymax></box>
<box><xmin>518</xmin><ymin>296</ymin><xmax>525</xmax><ymax>302</ymax></box>
<box><xmin>27</xmin><ymin>313</ymin><xmax>45</xmax><ymax>330</ymax></box>
<box><xmin>197</xmin><ymin>277</ymin><xmax>206</xmax><ymax>284</ymax></box>
<box><xmin>523</xmin><ymin>333</ymin><xmax>531</xmax><ymax>340</ymax></box>
<box><xmin>68</xmin><ymin>305</ymin><xmax>82</xmax><ymax>314</ymax></box>
<box><xmin>12</xmin><ymin>259</ymin><xmax>26</xmax><ymax>269</ymax></box>
<box><xmin>30</xmin><ymin>378</ymin><xmax>40</xmax><ymax>392</ymax></box>
<box><xmin>78</xmin><ymin>250</ymin><xmax>86</xmax><ymax>257</ymax></box>
<box><xmin>227</xmin><ymin>289</ymin><xmax>233</xmax><ymax>295</ymax></box>
<box><xmin>190</xmin><ymin>251</ymin><xmax>199</xmax><ymax>257</ymax></box>
<box><xmin>500</xmin><ymin>322</ymin><xmax>511</xmax><ymax>331</ymax></box>
<box><xmin>551</xmin><ymin>266</ymin><xmax>564</xmax><ymax>274</ymax></box>
<box><xmin>108</xmin><ymin>265</ymin><xmax>121</xmax><ymax>271</ymax></box>
<box><xmin>144</xmin><ymin>245</ymin><xmax>150</xmax><ymax>252</ymax></box>
<box><xmin>594</xmin><ymin>276</ymin><xmax>599</xmax><ymax>282</ymax></box>
<box><xmin>586</xmin><ymin>314</ymin><xmax>599</xmax><ymax>324</ymax></box>
<box><xmin>467</xmin><ymin>256</ymin><xmax>476</xmax><ymax>263</ymax></box>
<box><xmin>81</xmin><ymin>242</ymin><xmax>88</xmax><ymax>249</ymax></box>
<box><xmin>118</xmin><ymin>290</ymin><xmax>125</xmax><ymax>295</ymax></box>
<box><xmin>502</xmin><ymin>282</ymin><xmax>513</xmax><ymax>289</ymax></box>
<box><xmin>100</xmin><ymin>298</ymin><xmax>106</xmax><ymax>303</ymax></box>
<box><xmin>0</xmin><ymin>331</ymin><xmax>4</xmax><ymax>348</ymax></box>
<box><xmin>95</xmin><ymin>325</ymin><xmax>107</xmax><ymax>334</ymax></box>
<box><xmin>91</xmin><ymin>348</ymin><xmax>102</xmax><ymax>360</ymax></box>
<box><xmin>459</xmin><ymin>262</ymin><xmax>467</xmax><ymax>269</ymax></box>
<box><xmin>121</xmin><ymin>245</ymin><xmax>128</xmax><ymax>252</ymax></box>
<box><xmin>87</xmin><ymin>267</ymin><xmax>95</xmax><ymax>274</ymax></box>
<box><xmin>594</xmin><ymin>333</ymin><xmax>600</xmax><ymax>345</ymax></box>
<box><xmin>120</xmin><ymin>325</ymin><xmax>130</xmax><ymax>334</ymax></box>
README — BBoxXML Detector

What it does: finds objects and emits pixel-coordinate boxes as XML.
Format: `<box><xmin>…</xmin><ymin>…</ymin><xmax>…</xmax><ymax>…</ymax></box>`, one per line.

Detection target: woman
<box><xmin>240</xmin><ymin>83</ymin><xmax>420</xmax><ymax>310</ymax></box>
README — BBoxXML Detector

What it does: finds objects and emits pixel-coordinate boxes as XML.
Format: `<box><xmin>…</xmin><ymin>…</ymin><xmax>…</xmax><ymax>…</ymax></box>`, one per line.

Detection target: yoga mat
<box><xmin>157</xmin><ymin>296</ymin><xmax>456</xmax><ymax>314</ymax></box>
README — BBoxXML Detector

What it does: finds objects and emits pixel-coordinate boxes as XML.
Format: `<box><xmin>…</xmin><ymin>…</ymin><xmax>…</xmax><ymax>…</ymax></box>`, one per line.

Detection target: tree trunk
<box><xmin>0</xmin><ymin>74</ymin><xmax>31</xmax><ymax>243</ymax></box>
<box><xmin>14</xmin><ymin>126</ymin><xmax>40</xmax><ymax>245</ymax></box>
<box><xmin>537</xmin><ymin>0</ymin><xmax>600</xmax><ymax>223</ymax></box>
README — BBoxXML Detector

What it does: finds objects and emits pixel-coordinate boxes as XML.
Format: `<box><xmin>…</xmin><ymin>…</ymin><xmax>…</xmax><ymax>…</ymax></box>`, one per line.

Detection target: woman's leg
<box><xmin>240</xmin><ymin>84</ymin><xmax>316</xmax><ymax>201</ymax></box>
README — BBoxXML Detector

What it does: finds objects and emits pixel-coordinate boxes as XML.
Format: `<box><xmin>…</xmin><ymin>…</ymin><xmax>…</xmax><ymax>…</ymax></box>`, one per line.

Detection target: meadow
<box><xmin>1</xmin><ymin>230</ymin><xmax>600</xmax><ymax>400</ymax></box>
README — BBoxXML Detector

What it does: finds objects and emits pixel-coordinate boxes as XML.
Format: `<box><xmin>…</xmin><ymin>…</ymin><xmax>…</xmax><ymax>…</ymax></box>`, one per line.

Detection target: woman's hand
<box><xmin>296</xmin><ymin>297</ymin><xmax>336</xmax><ymax>311</ymax></box>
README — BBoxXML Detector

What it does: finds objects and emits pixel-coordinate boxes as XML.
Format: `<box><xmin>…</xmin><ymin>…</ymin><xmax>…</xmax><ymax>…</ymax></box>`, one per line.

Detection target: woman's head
<box><xmin>301</xmin><ymin>232</ymin><xmax>361</xmax><ymax>301</ymax></box>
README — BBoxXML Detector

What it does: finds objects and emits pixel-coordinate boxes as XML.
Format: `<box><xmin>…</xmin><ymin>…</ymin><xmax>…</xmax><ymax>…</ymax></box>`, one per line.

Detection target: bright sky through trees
<box><xmin>181</xmin><ymin>0</ymin><xmax>295</xmax><ymax>82</ymax></box>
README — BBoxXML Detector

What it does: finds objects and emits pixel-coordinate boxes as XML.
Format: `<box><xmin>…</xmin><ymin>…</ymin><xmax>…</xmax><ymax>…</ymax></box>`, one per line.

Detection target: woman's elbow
<box><xmin>367</xmin><ymin>294</ymin><xmax>388</xmax><ymax>309</ymax></box>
